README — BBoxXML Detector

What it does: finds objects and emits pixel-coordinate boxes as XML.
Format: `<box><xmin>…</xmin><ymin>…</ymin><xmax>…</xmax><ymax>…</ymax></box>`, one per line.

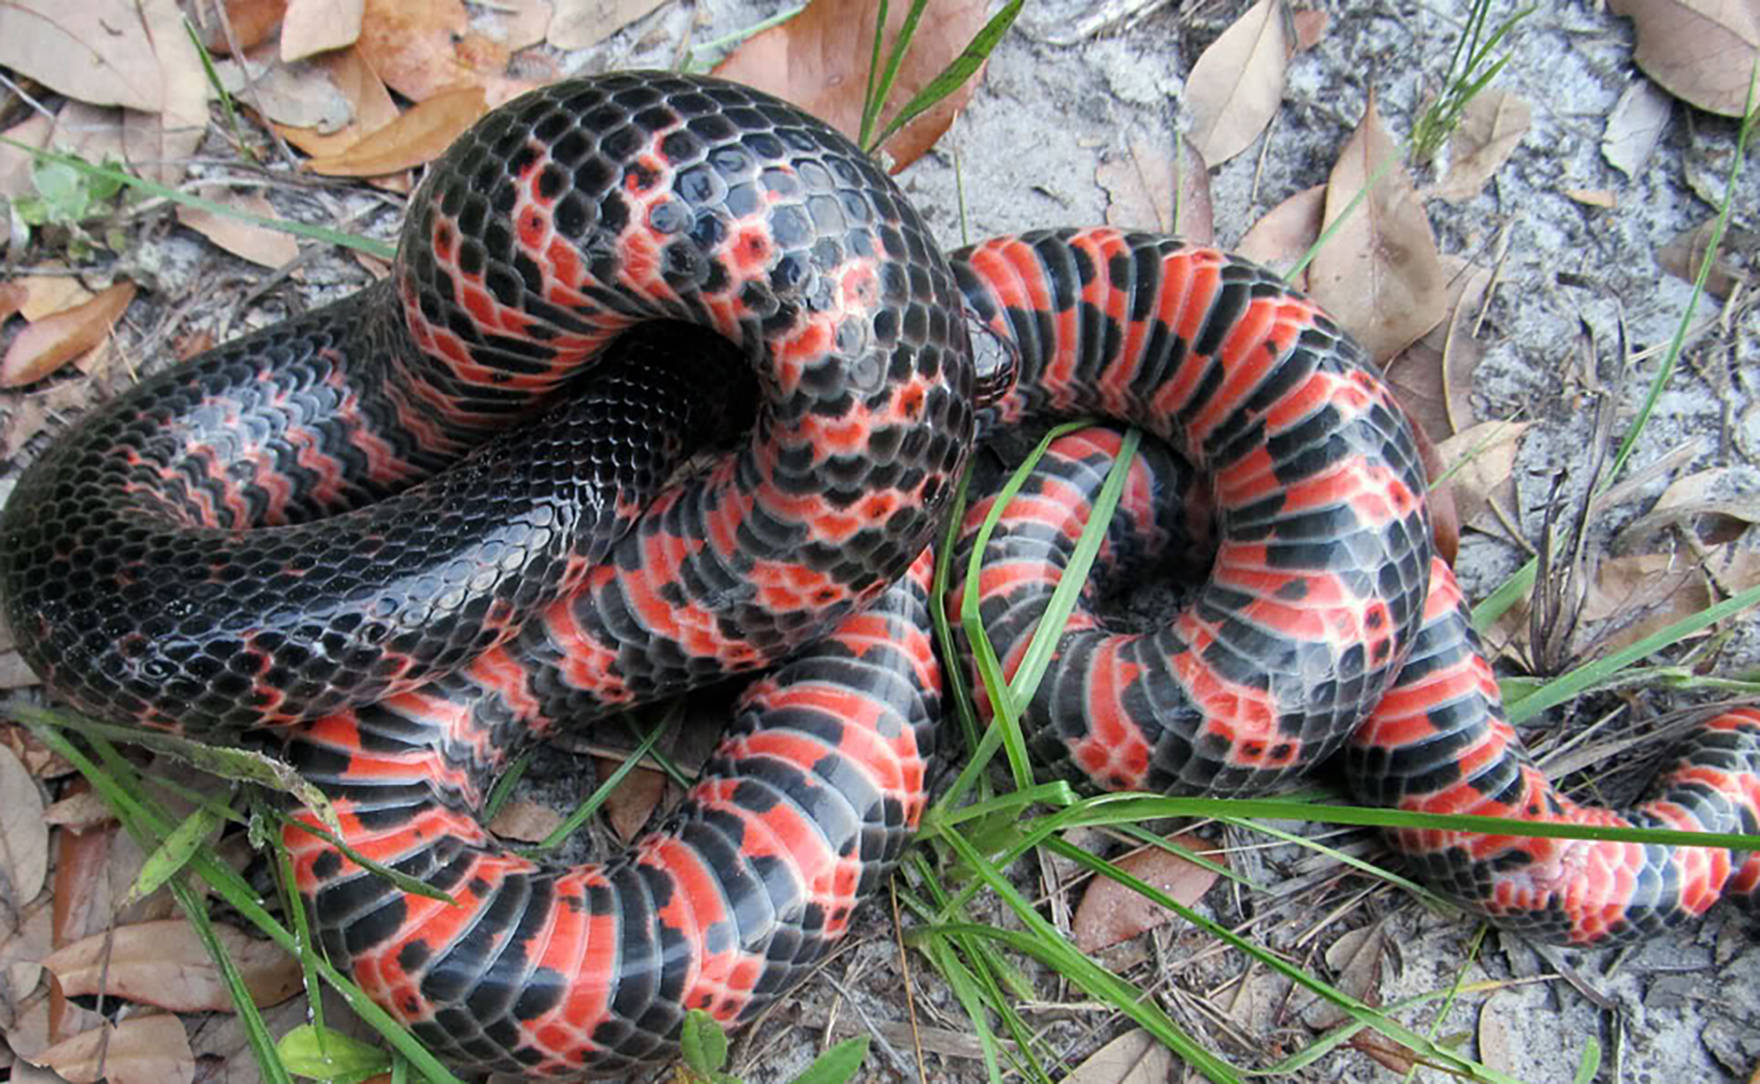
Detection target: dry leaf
<box><xmin>1431</xmin><ymin>90</ymin><xmax>1530</xmax><ymax>203</ymax></box>
<box><xmin>486</xmin><ymin>799</ymin><xmax>563</xmax><ymax>843</ymax></box>
<box><xmin>281</xmin><ymin>0</ymin><xmax>364</xmax><ymax>61</ymax></box>
<box><xmin>275</xmin><ymin>46</ymin><xmax>403</xmax><ymax>164</ymax></box>
<box><xmin>1071</xmin><ymin>832</ymin><xmax>1221</xmax><ymax>952</ymax></box>
<box><xmin>12</xmin><ymin>274</ymin><xmax>96</xmax><ymax>322</ymax></box>
<box><xmin>1380</xmin><ymin>258</ymin><xmax>1491</xmax><ymax>444</ymax></box>
<box><xmin>44</xmin><ymin>919</ymin><xmax>300</xmax><ymax>1012</ymax></box>
<box><xmin>1348</xmin><ymin>1033</ymin><xmax>1420</xmax><ymax>1075</ymax></box>
<box><xmin>120</xmin><ymin>0</ymin><xmax>213</xmax><ymax>184</ymax></box>
<box><xmin>1475</xmin><ymin>995</ymin><xmax>1514</xmax><ymax>1073</ymax></box>
<box><xmin>1</xmin><ymin>900</ymin><xmax>52</xmax><ymax>1010</ymax></box>
<box><xmin>1097</xmin><ymin>137</ymin><xmax>1213</xmax><ymax>241</ymax></box>
<box><xmin>596</xmin><ymin>757</ymin><xmax>666</xmax><ymax>842</ymax></box>
<box><xmin>1564</xmin><ymin>187</ymin><xmax>1617</xmax><ymax>208</ymax></box>
<box><xmin>201</xmin><ymin>0</ymin><xmax>289</xmax><ymax>55</ymax></box>
<box><xmin>547</xmin><ymin>0</ymin><xmax>667</xmax><ymax>50</ymax></box>
<box><xmin>1309</xmin><ymin>91</ymin><xmax>1446</xmax><ymax>363</ymax></box>
<box><xmin>0</xmin><ymin>725</ymin><xmax>72</xmax><ymax>779</ymax></box>
<box><xmin>0</xmin><ymin>745</ymin><xmax>49</xmax><ymax>908</ymax></box>
<box><xmin>32</xmin><ymin>1014</ymin><xmax>195</xmax><ymax>1084</ymax></box>
<box><xmin>488</xmin><ymin>0</ymin><xmax>552</xmax><ymax>51</ymax></box>
<box><xmin>1657</xmin><ymin>219</ymin><xmax>1754</xmax><ymax>297</ymax></box>
<box><xmin>1434</xmin><ymin>420</ymin><xmax>1530</xmax><ymax>533</ymax></box>
<box><xmin>41</xmin><ymin>791</ymin><xmax>115</xmax><ymax>832</ymax></box>
<box><xmin>1062</xmin><ymin>1028</ymin><xmax>1175</xmax><ymax>1084</ymax></box>
<box><xmin>1290</xmin><ymin>8</ymin><xmax>1328</xmax><ymax>50</ymax></box>
<box><xmin>305</xmin><ymin>85</ymin><xmax>488</xmax><ymax>175</ymax></box>
<box><xmin>713</xmin><ymin>0</ymin><xmax>989</xmax><ymax>172</ymax></box>
<box><xmin>1617</xmin><ymin>467</ymin><xmax>1760</xmax><ymax>547</ymax></box>
<box><xmin>1183</xmin><ymin>0</ymin><xmax>1291</xmax><ymax>166</ymax></box>
<box><xmin>1235</xmin><ymin>183</ymin><xmax>1324</xmax><ymax>280</ymax></box>
<box><xmin>177</xmin><ymin>189</ymin><xmax>300</xmax><ymax>269</ymax></box>
<box><xmin>0</xmin><ymin>115</ymin><xmax>53</xmax><ymax>201</ymax></box>
<box><xmin>1</xmin><ymin>282</ymin><xmax>135</xmax><ymax>388</ymax></box>
<box><xmin>1580</xmin><ymin>546</ymin><xmax>1760</xmax><ymax>655</ymax></box>
<box><xmin>1297</xmin><ymin>922</ymin><xmax>1385</xmax><ymax>1029</ymax></box>
<box><xmin>0</xmin><ymin>283</ymin><xmax>26</xmax><ymax>324</ymax></box>
<box><xmin>44</xmin><ymin>102</ymin><xmax>127</xmax><ymax>177</ymax></box>
<box><xmin>0</xmin><ymin>1</ymin><xmax>162</xmax><ymax>111</ymax></box>
<box><xmin>1608</xmin><ymin>0</ymin><xmax>1760</xmax><ymax>117</ymax></box>
<box><xmin>357</xmin><ymin>0</ymin><xmax>511</xmax><ymax>102</ymax></box>
<box><xmin>1602</xmin><ymin>79</ymin><xmax>1672</xmax><ymax>179</ymax></box>
<box><xmin>221</xmin><ymin>56</ymin><xmax>355</xmax><ymax>132</ymax></box>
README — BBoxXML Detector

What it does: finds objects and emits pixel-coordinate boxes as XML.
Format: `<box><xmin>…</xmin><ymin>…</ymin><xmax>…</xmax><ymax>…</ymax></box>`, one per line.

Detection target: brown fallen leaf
<box><xmin>11</xmin><ymin>272</ymin><xmax>95</xmax><ymax>322</ymax></box>
<box><xmin>1297</xmin><ymin>921</ymin><xmax>1385</xmax><ymax>1030</ymax></box>
<box><xmin>596</xmin><ymin>757</ymin><xmax>667</xmax><ymax>842</ymax></box>
<box><xmin>1071</xmin><ymin>832</ymin><xmax>1222</xmax><ymax>952</ymax></box>
<box><xmin>1380</xmin><ymin>258</ymin><xmax>1491</xmax><ymax>445</ymax></box>
<box><xmin>486</xmin><ymin>799</ymin><xmax>563</xmax><ymax>843</ymax></box>
<box><xmin>305</xmin><ymin>85</ymin><xmax>488</xmax><ymax>176</ymax></box>
<box><xmin>1434</xmin><ymin>420</ymin><xmax>1530</xmax><ymax>534</ymax></box>
<box><xmin>1234</xmin><ymin>183</ymin><xmax>1324</xmax><ymax>282</ymax></box>
<box><xmin>0</xmin><ymin>1</ymin><xmax>162</xmax><ymax>111</ymax></box>
<box><xmin>0</xmin><ymin>282</ymin><xmax>26</xmax><ymax>324</ymax></box>
<box><xmin>1608</xmin><ymin>0</ymin><xmax>1760</xmax><ymax>118</ymax></box>
<box><xmin>548</xmin><ymin>0</ymin><xmax>668</xmax><ymax>50</ymax></box>
<box><xmin>44</xmin><ymin>919</ymin><xmax>300</xmax><ymax>1012</ymax></box>
<box><xmin>121</xmin><ymin>0</ymin><xmax>213</xmax><ymax>184</ymax></box>
<box><xmin>281</xmin><ymin>0</ymin><xmax>364</xmax><ymax>61</ymax></box>
<box><xmin>1061</xmin><ymin>1027</ymin><xmax>1175</xmax><ymax>1083</ymax></box>
<box><xmin>275</xmin><ymin>45</ymin><xmax>404</xmax><ymax>169</ymax></box>
<box><xmin>483</xmin><ymin>0</ymin><xmax>552</xmax><ymax>52</ymax></box>
<box><xmin>1580</xmin><ymin>545</ymin><xmax>1760</xmax><ymax>656</ymax></box>
<box><xmin>0</xmin><ymin>115</ymin><xmax>54</xmax><ymax>201</ymax></box>
<box><xmin>713</xmin><ymin>0</ymin><xmax>990</xmax><ymax>172</ymax></box>
<box><xmin>41</xmin><ymin>791</ymin><xmax>115</xmax><ymax>832</ymax></box>
<box><xmin>1602</xmin><ymin>79</ymin><xmax>1672</xmax><ymax>179</ymax></box>
<box><xmin>1290</xmin><ymin>8</ymin><xmax>1328</xmax><ymax>50</ymax></box>
<box><xmin>1657</xmin><ymin>219</ymin><xmax>1755</xmax><ymax>297</ymax></box>
<box><xmin>32</xmin><ymin>1014</ymin><xmax>195</xmax><ymax>1084</ymax></box>
<box><xmin>0</xmin><ymin>282</ymin><xmax>136</xmax><ymax>388</ymax></box>
<box><xmin>0</xmin><ymin>724</ymin><xmax>73</xmax><ymax>780</ymax></box>
<box><xmin>1183</xmin><ymin>0</ymin><xmax>1291</xmax><ymax>166</ymax></box>
<box><xmin>176</xmin><ymin>189</ymin><xmax>300</xmax><ymax>269</ymax></box>
<box><xmin>1</xmin><ymin>899</ymin><xmax>52</xmax><ymax>1011</ymax></box>
<box><xmin>224</xmin><ymin>56</ymin><xmax>355</xmax><ymax>132</ymax></box>
<box><xmin>1431</xmin><ymin>90</ymin><xmax>1530</xmax><ymax>203</ymax></box>
<box><xmin>356</xmin><ymin>0</ymin><xmax>520</xmax><ymax>103</ymax></box>
<box><xmin>1617</xmin><ymin>466</ymin><xmax>1760</xmax><ymax>548</ymax></box>
<box><xmin>0</xmin><ymin>744</ymin><xmax>49</xmax><ymax>910</ymax></box>
<box><xmin>1309</xmin><ymin>90</ymin><xmax>1446</xmax><ymax>364</ymax></box>
<box><xmin>1348</xmin><ymin>1033</ymin><xmax>1419</xmax><ymax>1076</ymax></box>
<box><xmin>1097</xmin><ymin>137</ymin><xmax>1213</xmax><ymax>241</ymax></box>
<box><xmin>201</xmin><ymin>0</ymin><xmax>289</xmax><ymax>55</ymax></box>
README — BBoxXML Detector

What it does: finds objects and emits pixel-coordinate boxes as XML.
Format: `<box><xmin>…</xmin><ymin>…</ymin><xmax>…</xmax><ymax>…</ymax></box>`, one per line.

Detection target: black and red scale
<box><xmin>1</xmin><ymin>72</ymin><xmax>1756</xmax><ymax>1076</ymax></box>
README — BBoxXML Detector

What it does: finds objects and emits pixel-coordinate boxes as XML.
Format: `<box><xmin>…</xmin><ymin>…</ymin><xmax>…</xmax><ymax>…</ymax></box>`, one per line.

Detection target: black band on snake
<box><xmin>2</xmin><ymin>72</ymin><xmax>1755</xmax><ymax>1076</ymax></box>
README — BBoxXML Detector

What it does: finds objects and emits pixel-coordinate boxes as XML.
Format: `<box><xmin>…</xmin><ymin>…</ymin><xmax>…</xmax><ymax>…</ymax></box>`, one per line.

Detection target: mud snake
<box><xmin>2</xmin><ymin>72</ymin><xmax>1757</xmax><ymax>1076</ymax></box>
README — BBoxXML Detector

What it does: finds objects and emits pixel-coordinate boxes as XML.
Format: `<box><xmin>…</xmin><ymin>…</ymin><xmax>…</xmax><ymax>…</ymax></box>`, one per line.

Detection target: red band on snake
<box><xmin>1</xmin><ymin>72</ymin><xmax>1755</xmax><ymax>1076</ymax></box>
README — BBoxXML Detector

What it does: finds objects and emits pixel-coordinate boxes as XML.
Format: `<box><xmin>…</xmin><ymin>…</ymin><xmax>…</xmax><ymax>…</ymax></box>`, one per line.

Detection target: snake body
<box><xmin>2</xmin><ymin>73</ymin><xmax>1756</xmax><ymax>1076</ymax></box>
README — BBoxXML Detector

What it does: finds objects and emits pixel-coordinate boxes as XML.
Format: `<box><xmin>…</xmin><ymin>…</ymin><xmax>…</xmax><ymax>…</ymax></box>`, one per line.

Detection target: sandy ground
<box><xmin>5</xmin><ymin>0</ymin><xmax>1758</xmax><ymax>1081</ymax></box>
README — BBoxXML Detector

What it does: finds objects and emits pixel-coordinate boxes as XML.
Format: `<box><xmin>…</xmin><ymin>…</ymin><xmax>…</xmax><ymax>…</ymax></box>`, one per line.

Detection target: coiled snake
<box><xmin>2</xmin><ymin>72</ymin><xmax>1756</xmax><ymax>1076</ymax></box>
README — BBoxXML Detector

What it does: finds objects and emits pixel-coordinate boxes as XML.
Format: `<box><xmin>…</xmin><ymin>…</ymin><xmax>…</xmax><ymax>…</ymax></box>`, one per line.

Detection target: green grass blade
<box><xmin>0</xmin><ymin>136</ymin><xmax>393</xmax><ymax>257</ymax></box>
<box><xmin>1504</xmin><ymin>582</ymin><xmax>1760</xmax><ymax>725</ymax></box>
<box><xmin>866</xmin><ymin>0</ymin><xmax>1023</xmax><ymax>154</ymax></box>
